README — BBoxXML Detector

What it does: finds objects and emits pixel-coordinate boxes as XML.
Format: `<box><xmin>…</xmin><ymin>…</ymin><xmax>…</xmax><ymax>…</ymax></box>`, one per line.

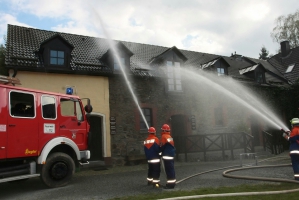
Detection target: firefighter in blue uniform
<box><xmin>144</xmin><ymin>127</ymin><xmax>161</xmax><ymax>187</ymax></box>
<box><xmin>160</xmin><ymin>124</ymin><xmax>176</xmax><ymax>189</ymax></box>
<box><xmin>283</xmin><ymin>118</ymin><xmax>299</xmax><ymax>181</ymax></box>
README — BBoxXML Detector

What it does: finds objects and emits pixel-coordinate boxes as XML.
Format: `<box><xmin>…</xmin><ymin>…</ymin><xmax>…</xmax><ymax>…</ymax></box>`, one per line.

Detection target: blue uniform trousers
<box><xmin>147</xmin><ymin>162</ymin><xmax>160</xmax><ymax>183</ymax></box>
<box><xmin>163</xmin><ymin>158</ymin><xmax>176</xmax><ymax>188</ymax></box>
<box><xmin>290</xmin><ymin>154</ymin><xmax>299</xmax><ymax>181</ymax></box>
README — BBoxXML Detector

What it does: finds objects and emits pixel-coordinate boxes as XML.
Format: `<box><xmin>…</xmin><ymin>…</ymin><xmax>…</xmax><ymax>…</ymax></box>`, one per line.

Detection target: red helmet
<box><xmin>161</xmin><ymin>124</ymin><xmax>170</xmax><ymax>131</ymax></box>
<box><xmin>148</xmin><ymin>127</ymin><xmax>156</xmax><ymax>134</ymax></box>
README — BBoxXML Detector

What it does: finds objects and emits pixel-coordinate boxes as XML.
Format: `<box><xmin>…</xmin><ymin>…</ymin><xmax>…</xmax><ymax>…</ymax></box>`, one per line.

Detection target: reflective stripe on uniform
<box><xmin>167</xmin><ymin>138</ymin><xmax>173</xmax><ymax>142</ymax></box>
<box><xmin>147</xmin><ymin>178</ymin><xmax>153</xmax><ymax>181</ymax></box>
<box><xmin>162</xmin><ymin>156</ymin><xmax>174</xmax><ymax>160</ymax></box>
<box><xmin>290</xmin><ymin>150</ymin><xmax>299</xmax><ymax>154</ymax></box>
<box><xmin>167</xmin><ymin>179</ymin><xmax>176</xmax><ymax>183</ymax></box>
<box><xmin>148</xmin><ymin>159</ymin><xmax>160</xmax><ymax>163</ymax></box>
<box><xmin>144</xmin><ymin>139</ymin><xmax>155</xmax><ymax>144</ymax></box>
<box><xmin>294</xmin><ymin>174</ymin><xmax>299</xmax><ymax>177</ymax></box>
<box><xmin>152</xmin><ymin>180</ymin><xmax>160</xmax><ymax>183</ymax></box>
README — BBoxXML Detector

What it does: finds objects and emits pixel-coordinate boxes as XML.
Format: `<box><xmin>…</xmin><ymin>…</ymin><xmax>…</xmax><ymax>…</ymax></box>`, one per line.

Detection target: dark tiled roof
<box><xmin>268</xmin><ymin>47</ymin><xmax>299</xmax><ymax>84</ymax></box>
<box><xmin>6</xmin><ymin>25</ymin><xmax>113</xmax><ymax>74</ymax></box>
<box><xmin>245</xmin><ymin>57</ymin><xmax>285</xmax><ymax>78</ymax></box>
<box><xmin>5</xmin><ymin>24</ymin><xmax>289</xmax><ymax>86</ymax></box>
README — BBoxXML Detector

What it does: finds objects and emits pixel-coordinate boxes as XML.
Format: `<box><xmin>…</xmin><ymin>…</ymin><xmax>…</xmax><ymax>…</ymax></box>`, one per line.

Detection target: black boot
<box><xmin>163</xmin><ymin>184</ymin><xmax>175</xmax><ymax>189</ymax></box>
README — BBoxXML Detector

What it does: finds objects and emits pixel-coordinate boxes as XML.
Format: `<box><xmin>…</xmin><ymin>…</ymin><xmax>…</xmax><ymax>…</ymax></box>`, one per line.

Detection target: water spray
<box><xmin>182</xmin><ymin>68</ymin><xmax>289</xmax><ymax>132</ymax></box>
<box><xmin>90</xmin><ymin>6</ymin><xmax>149</xmax><ymax>129</ymax></box>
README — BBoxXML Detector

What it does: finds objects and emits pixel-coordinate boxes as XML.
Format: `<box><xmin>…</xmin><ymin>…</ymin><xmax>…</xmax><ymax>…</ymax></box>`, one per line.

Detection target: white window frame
<box><xmin>167</xmin><ymin>61</ymin><xmax>182</xmax><ymax>91</ymax></box>
<box><xmin>41</xmin><ymin>95</ymin><xmax>57</xmax><ymax>120</ymax></box>
<box><xmin>217</xmin><ymin>67</ymin><xmax>225</xmax><ymax>76</ymax></box>
<box><xmin>114</xmin><ymin>57</ymin><xmax>125</xmax><ymax>71</ymax></box>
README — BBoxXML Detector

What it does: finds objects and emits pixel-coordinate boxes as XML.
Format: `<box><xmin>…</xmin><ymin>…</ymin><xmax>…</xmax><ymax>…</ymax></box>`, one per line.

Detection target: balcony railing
<box><xmin>174</xmin><ymin>132</ymin><xmax>254</xmax><ymax>161</ymax></box>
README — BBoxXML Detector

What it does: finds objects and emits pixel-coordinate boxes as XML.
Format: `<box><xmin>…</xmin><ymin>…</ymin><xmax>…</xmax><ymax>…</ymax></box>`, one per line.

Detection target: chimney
<box><xmin>280</xmin><ymin>41</ymin><xmax>290</xmax><ymax>57</ymax></box>
<box><xmin>230</xmin><ymin>51</ymin><xmax>242</xmax><ymax>61</ymax></box>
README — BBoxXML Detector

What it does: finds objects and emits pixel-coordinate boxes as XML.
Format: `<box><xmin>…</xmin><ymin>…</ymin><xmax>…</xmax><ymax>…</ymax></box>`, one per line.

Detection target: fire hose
<box><xmin>159</xmin><ymin>156</ymin><xmax>299</xmax><ymax>200</ymax></box>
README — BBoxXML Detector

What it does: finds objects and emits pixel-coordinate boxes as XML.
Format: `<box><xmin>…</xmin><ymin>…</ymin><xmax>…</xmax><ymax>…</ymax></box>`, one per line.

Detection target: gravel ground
<box><xmin>0</xmin><ymin>152</ymin><xmax>295</xmax><ymax>200</ymax></box>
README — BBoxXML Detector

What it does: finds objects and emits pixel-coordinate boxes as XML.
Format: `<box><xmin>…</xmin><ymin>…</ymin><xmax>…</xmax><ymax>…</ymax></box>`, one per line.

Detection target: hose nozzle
<box><xmin>280</xmin><ymin>128</ymin><xmax>286</xmax><ymax>133</ymax></box>
<box><xmin>281</xmin><ymin>128</ymin><xmax>290</xmax><ymax>139</ymax></box>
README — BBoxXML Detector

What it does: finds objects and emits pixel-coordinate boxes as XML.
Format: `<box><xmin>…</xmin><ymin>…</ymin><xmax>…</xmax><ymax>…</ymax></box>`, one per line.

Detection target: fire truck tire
<box><xmin>40</xmin><ymin>152</ymin><xmax>75</xmax><ymax>188</ymax></box>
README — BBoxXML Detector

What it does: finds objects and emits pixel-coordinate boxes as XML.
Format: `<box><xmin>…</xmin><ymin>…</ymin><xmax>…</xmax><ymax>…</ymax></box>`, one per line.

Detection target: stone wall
<box><xmin>108</xmin><ymin>73</ymin><xmax>284</xmax><ymax>166</ymax></box>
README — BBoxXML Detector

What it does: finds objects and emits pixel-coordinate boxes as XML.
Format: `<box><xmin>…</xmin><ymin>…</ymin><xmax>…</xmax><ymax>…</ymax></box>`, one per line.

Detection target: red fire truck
<box><xmin>0</xmin><ymin>76</ymin><xmax>92</xmax><ymax>187</ymax></box>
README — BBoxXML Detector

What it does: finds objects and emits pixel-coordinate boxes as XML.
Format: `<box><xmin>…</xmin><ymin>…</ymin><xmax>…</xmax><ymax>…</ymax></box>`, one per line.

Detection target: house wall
<box><xmin>108</xmin><ymin>71</ymin><xmax>283</xmax><ymax>165</ymax></box>
<box><xmin>109</xmin><ymin>74</ymin><xmax>194</xmax><ymax>165</ymax></box>
<box><xmin>14</xmin><ymin>71</ymin><xmax>112</xmax><ymax>158</ymax></box>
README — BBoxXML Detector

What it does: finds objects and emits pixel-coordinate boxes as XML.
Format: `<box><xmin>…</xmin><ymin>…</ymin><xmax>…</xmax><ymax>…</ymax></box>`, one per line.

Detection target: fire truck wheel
<box><xmin>40</xmin><ymin>152</ymin><xmax>75</xmax><ymax>188</ymax></box>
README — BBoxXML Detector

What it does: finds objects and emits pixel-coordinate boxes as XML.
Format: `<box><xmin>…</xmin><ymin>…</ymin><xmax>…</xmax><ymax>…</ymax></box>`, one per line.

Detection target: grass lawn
<box><xmin>111</xmin><ymin>183</ymin><xmax>299</xmax><ymax>200</ymax></box>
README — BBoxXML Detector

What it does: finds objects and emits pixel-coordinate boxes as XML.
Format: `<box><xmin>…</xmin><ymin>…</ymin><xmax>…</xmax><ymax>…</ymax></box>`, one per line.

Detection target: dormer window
<box><xmin>285</xmin><ymin>64</ymin><xmax>295</xmax><ymax>73</ymax></box>
<box><xmin>217</xmin><ymin>67</ymin><xmax>225</xmax><ymax>76</ymax></box>
<box><xmin>50</xmin><ymin>50</ymin><xmax>65</xmax><ymax>65</ymax></box>
<box><xmin>167</xmin><ymin>61</ymin><xmax>182</xmax><ymax>91</ymax></box>
<box><xmin>114</xmin><ymin>57</ymin><xmax>125</xmax><ymax>71</ymax></box>
<box><xmin>202</xmin><ymin>57</ymin><xmax>229</xmax><ymax>76</ymax></box>
<box><xmin>38</xmin><ymin>34</ymin><xmax>73</xmax><ymax>68</ymax></box>
<box><xmin>256</xmin><ymin>71</ymin><xmax>265</xmax><ymax>84</ymax></box>
<box><xmin>100</xmin><ymin>42</ymin><xmax>133</xmax><ymax>74</ymax></box>
<box><xmin>148</xmin><ymin>46</ymin><xmax>187</xmax><ymax>92</ymax></box>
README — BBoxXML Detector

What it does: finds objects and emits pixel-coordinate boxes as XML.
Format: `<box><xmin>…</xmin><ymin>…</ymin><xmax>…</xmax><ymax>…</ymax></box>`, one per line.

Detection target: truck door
<box><xmin>7</xmin><ymin>90</ymin><xmax>38</xmax><ymax>158</ymax></box>
<box><xmin>0</xmin><ymin>87</ymin><xmax>7</xmax><ymax>159</ymax></box>
<box><xmin>39</xmin><ymin>95</ymin><xmax>60</xmax><ymax>149</ymax></box>
<box><xmin>59</xmin><ymin>98</ymin><xmax>88</xmax><ymax>150</ymax></box>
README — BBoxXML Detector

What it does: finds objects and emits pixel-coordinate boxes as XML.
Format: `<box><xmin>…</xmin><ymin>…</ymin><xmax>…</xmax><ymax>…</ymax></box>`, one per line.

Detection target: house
<box><xmin>5</xmin><ymin>24</ymin><xmax>290</xmax><ymax>165</ymax></box>
<box><xmin>268</xmin><ymin>41</ymin><xmax>299</xmax><ymax>84</ymax></box>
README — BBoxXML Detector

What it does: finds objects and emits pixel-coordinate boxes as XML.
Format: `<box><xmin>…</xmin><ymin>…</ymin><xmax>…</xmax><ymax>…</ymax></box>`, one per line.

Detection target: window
<box><xmin>285</xmin><ymin>64</ymin><xmax>295</xmax><ymax>73</ymax></box>
<box><xmin>50</xmin><ymin>50</ymin><xmax>64</xmax><ymax>65</ymax></box>
<box><xmin>140</xmin><ymin>108</ymin><xmax>152</xmax><ymax>130</ymax></box>
<box><xmin>114</xmin><ymin>57</ymin><xmax>125</xmax><ymax>71</ymax></box>
<box><xmin>167</xmin><ymin>61</ymin><xmax>182</xmax><ymax>91</ymax></box>
<box><xmin>256</xmin><ymin>71</ymin><xmax>264</xmax><ymax>83</ymax></box>
<box><xmin>214</xmin><ymin>106</ymin><xmax>223</xmax><ymax>126</ymax></box>
<box><xmin>217</xmin><ymin>67</ymin><xmax>225</xmax><ymax>76</ymax></box>
<box><xmin>10</xmin><ymin>91</ymin><xmax>35</xmax><ymax>118</ymax></box>
<box><xmin>42</xmin><ymin>96</ymin><xmax>56</xmax><ymax>119</ymax></box>
<box><xmin>60</xmin><ymin>99</ymin><xmax>83</xmax><ymax>121</ymax></box>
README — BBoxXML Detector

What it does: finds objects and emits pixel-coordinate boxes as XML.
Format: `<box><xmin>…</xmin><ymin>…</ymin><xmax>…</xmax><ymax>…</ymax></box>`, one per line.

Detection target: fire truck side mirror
<box><xmin>81</xmin><ymin>98</ymin><xmax>92</xmax><ymax>114</ymax></box>
<box><xmin>84</xmin><ymin>105</ymin><xmax>93</xmax><ymax>113</ymax></box>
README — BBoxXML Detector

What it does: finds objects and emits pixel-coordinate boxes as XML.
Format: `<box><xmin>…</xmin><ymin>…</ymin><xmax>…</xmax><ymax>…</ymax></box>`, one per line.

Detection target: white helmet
<box><xmin>290</xmin><ymin>118</ymin><xmax>299</xmax><ymax>125</ymax></box>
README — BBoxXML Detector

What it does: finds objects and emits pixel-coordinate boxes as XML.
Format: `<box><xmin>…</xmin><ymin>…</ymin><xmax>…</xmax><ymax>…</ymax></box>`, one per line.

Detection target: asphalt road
<box><xmin>0</xmin><ymin>155</ymin><xmax>295</xmax><ymax>200</ymax></box>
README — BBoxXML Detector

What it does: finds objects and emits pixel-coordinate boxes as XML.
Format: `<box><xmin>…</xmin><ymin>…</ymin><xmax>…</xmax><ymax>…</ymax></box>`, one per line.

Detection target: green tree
<box><xmin>0</xmin><ymin>35</ymin><xmax>7</xmax><ymax>76</ymax></box>
<box><xmin>271</xmin><ymin>9</ymin><xmax>299</xmax><ymax>49</ymax></box>
<box><xmin>259</xmin><ymin>46</ymin><xmax>269</xmax><ymax>60</ymax></box>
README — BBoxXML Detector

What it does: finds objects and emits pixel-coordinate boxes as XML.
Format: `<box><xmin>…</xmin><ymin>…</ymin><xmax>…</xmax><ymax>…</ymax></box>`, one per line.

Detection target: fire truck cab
<box><xmin>0</xmin><ymin>76</ymin><xmax>92</xmax><ymax>187</ymax></box>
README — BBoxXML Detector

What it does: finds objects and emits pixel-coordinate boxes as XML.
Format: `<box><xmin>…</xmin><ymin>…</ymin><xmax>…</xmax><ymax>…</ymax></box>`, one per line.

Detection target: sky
<box><xmin>0</xmin><ymin>0</ymin><xmax>298</xmax><ymax>59</ymax></box>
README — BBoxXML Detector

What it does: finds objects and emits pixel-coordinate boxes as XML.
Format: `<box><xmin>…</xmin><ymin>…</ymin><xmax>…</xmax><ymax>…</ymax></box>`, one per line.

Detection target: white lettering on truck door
<box><xmin>0</xmin><ymin>125</ymin><xmax>6</xmax><ymax>132</ymax></box>
<box><xmin>44</xmin><ymin>123</ymin><xmax>55</xmax><ymax>134</ymax></box>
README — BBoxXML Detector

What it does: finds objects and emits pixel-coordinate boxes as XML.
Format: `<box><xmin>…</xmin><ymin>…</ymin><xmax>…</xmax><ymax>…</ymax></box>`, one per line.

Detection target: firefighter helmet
<box><xmin>148</xmin><ymin>127</ymin><xmax>156</xmax><ymax>134</ymax></box>
<box><xmin>161</xmin><ymin>124</ymin><xmax>170</xmax><ymax>131</ymax></box>
<box><xmin>290</xmin><ymin>118</ymin><xmax>299</xmax><ymax>125</ymax></box>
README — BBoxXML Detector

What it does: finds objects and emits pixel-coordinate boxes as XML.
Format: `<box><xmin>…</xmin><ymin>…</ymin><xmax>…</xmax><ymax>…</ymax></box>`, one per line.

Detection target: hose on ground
<box><xmin>177</xmin><ymin>155</ymin><xmax>289</xmax><ymax>184</ymax></box>
<box><xmin>159</xmin><ymin>156</ymin><xmax>299</xmax><ymax>200</ymax></box>
<box><xmin>176</xmin><ymin>165</ymin><xmax>240</xmax><ymax>184</ymax></box>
